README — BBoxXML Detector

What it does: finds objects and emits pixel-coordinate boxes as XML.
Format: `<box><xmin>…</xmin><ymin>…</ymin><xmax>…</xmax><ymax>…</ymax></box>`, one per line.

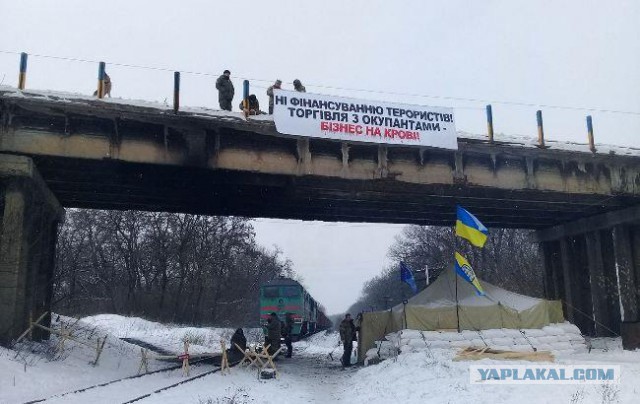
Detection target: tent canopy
<box><xmin>393</xmin><ymin>268</ymin><xmax>548</xmax><ymax>311</ymax></box>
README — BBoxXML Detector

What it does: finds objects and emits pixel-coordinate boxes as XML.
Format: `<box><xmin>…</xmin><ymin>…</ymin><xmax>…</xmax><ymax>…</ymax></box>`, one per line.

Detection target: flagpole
<box><xmin>455</xmin><ymin>265</ymin><xmax>460</xmax><ymax>332</ymax></box>
<box><xmin>454</xmin><ymin>232</ymin><xmax>461</xmax><ymax>333</ymax></box>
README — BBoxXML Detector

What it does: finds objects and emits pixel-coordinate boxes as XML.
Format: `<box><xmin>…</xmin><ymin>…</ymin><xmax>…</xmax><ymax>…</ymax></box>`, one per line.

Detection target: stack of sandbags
<box><xmin>387</xmin><ymin>322</ymin><xmax>586</xmax><ymax>355</ymax></box>
<box><xmin>364</xmin><ymin>340</ymin><xmax>398</xmax><ymax>365</ymax></box>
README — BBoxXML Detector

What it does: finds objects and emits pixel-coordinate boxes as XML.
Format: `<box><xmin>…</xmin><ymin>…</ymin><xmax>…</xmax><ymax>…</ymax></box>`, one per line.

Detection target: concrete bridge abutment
<box><xmin>536</xmin><ymin>207</ymin><xmax>640</xmax><ymax>347</ymax></box>
<box><xmin>0</xmin><ymin>154</ymin><xmax>63</xmax><ymax>345</ymax></box>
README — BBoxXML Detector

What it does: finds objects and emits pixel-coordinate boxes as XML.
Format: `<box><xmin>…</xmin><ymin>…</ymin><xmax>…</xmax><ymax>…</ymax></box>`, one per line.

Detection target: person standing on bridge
<box><xmin>215</xmin><ymin>69</ymin><xmax>234</xmax><ymax>111</ymax></box>
<box><xmin>293</xmin><ymin>79</ymin><xmax>306</xmax><ymax>93</ymax></box>
<box><xmin>266</xmin><ymin>79</ymin><xmax>282</xmax><ymax>114</ymax></box>
<box><xmin>238</xmin><ymin>94</ymin><xmax>263</xmax><ymax>115</ymax></box>
<box><xmin>339</xmin><ymin>313</ymin><xmax>356</xmax><ymax>367</ymax></box>
<box><xmin>93</xmin><ymin>71</ymin><xmax>112</xmax><ymax>97</ymax></box>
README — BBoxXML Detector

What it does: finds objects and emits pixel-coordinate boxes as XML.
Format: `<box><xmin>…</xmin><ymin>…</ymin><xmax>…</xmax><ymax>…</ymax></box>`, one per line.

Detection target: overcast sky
<box><xmin>1</xmin><ymin>1</ymin><xmax>639</xmax><ymax>314</ymax></box>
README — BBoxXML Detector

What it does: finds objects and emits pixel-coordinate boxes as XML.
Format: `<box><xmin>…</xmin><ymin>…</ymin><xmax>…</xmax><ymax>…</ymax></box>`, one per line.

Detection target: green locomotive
<box><xmin>259</xmin><ymin>278</ymin><xmax>331</xmax><ymax>339</ymax></box>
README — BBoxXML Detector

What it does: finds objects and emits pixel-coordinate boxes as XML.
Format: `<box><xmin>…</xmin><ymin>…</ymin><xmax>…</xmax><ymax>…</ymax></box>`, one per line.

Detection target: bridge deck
<box><xmin>2</xmin><ymin>86</ymin><xmax>640</xmax><ymax>228</ymax></box>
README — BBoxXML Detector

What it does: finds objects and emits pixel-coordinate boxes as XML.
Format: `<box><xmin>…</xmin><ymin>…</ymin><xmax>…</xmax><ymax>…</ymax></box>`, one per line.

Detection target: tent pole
<box><xmin>454</xmin><ymin>231</ymin><xmax>461</xmax><ymax>333</ymax></box>
<box><xmin>403</xmin><ymin>302</ymin><xmax>407</xmax><ymax>330</ymax></box>
<box><xmin>455</xmin><ymin>265</ymin><xmax>460</xmax><ymax>332</ymax></box>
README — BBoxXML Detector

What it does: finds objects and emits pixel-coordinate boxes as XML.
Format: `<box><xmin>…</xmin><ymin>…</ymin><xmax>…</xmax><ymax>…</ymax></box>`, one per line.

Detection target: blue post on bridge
<box><xmin>486</xmin><ymin>105</ymin><xmax>494</xmax><ymax>143</ymax></box>
<box><xmin>536</xmin><ymin>110</ymin><xmax>546</xmax><ymax>148</ymax></box>
<box><xmin>243</xmin><ymin>80</ymin><xmax>249</xmax><ymax>112</ymax></box>
<box><xmin>18</xmin><ymin>52</ymin><xmax>28</xmax><ymax>90</ymax></box>
<box><xmin>587</xmin><ymin>115</ymin><xmax>596</xmax><ymax>153</ymax></box>
<box><xmin>97</xmin><ymin>62</ymin><xmax>106</xmax><ymax>99</ymax></box>
<box><xmin>173</xmin><ymin>72</ymin><xmax>180</xmax><ymax>113</ymax></box>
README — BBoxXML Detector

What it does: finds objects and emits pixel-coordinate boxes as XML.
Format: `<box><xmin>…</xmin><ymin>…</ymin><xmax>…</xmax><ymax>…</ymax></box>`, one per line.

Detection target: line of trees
<box><xmin>54</xmin><ymin>210</ymin><xmax>294</xmax><ymax>327</ymax></box>
<box><xmin>347</xmin><ymin>226</ymin><xmax>543</xmax><ymax>314</ymax></box>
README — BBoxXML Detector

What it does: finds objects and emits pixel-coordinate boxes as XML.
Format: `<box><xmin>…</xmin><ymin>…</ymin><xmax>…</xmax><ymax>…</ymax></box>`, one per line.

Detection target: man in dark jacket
<box><xmin>215</xmin><ymin>69</ymin><xmax>234</xmax><ymax>111</ymax></box>
<box><xmin>266</xmin><ymin>79</ymin><xmax>282</xmax><ymax>114</ymax></box>
<box><xmin>238</xmin><ymin>94</ymin><xmax>263</xmax><ymax>115</ymax></box>
<box><xmin>283</xmin><ymin>313</ymin><xmax>294</xmax><ymax>358</ymax></box>
<box><xmin>293</xmin><ymin>79</ymin><xmax>306</xmax><ymax>93</ymax></box>
<box><xmin>265</xmin><ymin>312</ymin><xmax>281</xmax><ymax>355</ymax></box>
<box><xmin>339</xmin><ymin>313</ymin><xmax>356</xmax><ymax>367</ymax></box>
<box><xmin>228</xmin><ymin>328</ymin><xmax>246</xmax><ymax>361</ymax></box>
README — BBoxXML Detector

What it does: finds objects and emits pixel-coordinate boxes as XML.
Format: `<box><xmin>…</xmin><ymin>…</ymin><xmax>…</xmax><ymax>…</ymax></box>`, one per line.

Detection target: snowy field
<box><xmin>1</xmin><ymin>314</ymin><xmax>639</xmax><ymax>404</ymax></box>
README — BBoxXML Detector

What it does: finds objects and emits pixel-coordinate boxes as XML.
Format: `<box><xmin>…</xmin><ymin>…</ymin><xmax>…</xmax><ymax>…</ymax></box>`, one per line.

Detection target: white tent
<box><xmin>359</xmin><ymin>269</ymin><xmax>564</xmax><ymax>360</ymax></box>
<box><xmin>390</xmin><ymin>269</ymin><xmax>563</xmax><ymax>330</ymax></box>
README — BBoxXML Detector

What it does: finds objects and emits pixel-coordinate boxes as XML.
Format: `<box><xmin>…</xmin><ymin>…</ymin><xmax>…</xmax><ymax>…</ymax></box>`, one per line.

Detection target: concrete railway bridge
<box><xmin>1</xmin><ymin>87</ymin><xmax>640</xmax><ymax>346</ymax></box>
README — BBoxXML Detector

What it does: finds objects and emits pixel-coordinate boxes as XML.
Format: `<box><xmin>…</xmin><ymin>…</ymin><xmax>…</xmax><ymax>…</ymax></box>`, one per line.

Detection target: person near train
<box><xmin>339</xmin><ymin>313</ymin><xmax>356</xmax><ymax>367</ymax></box>
<box><xmin>265</xmin><ymin>312</ymin><xmax>282</xmax><ymax>356</ymax></box>
<box><xmin>283</xmin><ymin>313</ymin><xmax>294</xmax><ymax>358</ymax></box>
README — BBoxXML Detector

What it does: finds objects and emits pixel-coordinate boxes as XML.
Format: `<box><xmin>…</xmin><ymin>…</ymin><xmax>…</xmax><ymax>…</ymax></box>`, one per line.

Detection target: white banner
<box><xmin>273</xmin><ymin>90</ymin><xmax>457</xmax><ymax>149</ymax></box>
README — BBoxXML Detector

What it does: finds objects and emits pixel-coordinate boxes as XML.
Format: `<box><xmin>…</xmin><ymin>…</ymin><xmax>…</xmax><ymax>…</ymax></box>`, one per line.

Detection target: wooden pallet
<box><xmin>454</xmin><ymin>346</ymin><xmax>554</xmax><ymax>362</ymax></box>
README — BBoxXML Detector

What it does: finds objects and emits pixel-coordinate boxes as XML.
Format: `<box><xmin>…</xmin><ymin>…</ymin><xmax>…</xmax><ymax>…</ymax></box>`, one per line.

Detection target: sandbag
<box><xmin>401</xmin><ymin>330</ymin><xmax>423</xmax><ymax>339</ymax></box>
<box><xmin>460</xmin><ymin>330</ymin><xmax>479</xmax><ymax>339</ymax></box>
<box><xmin>542</xmin><ymin>325</ymin><xmax>565</xmax><ymax>335</ymax></box>
<box><xmin>521</xmin><ymin>329</ymin><xmax>546</xmax><ymax>337</ymax></box>
<box><xmin>428</xmin><ymin>340</ymin><xmax>450</xmax><ymax>348</ymax></box>
<box><xmin>501</xmin><ymin>328</ymin><xmax>523</xmax><ymax>337</ymax></box>
<box><xmin>555</xmin><ymin>323</ymin><xmax>582</xmax><ymax>335</ymax></box>
<box><xmin>491</xmin><ymin>337</ymin><xmax>516</xmax><ymax>346</ymax></box>
<box><xmin>444</xmin><ymin>332</ymin><xmax>465</xmax><ymax>341</ymax></box>
<box><xmin>537</xmin><ymin>335</ymin><xmax>562</xmax><ymax>344</ymax></box>
<box><xmin>470</xmin><ymin>338</ymin><xmax>486</xmax><ymax>347</ymax></box>
<box><xmin>480</xmin><ymin>329</ymin><xmax>507</xmax><ymax>338</ymax></box>
<box><xmin>407</xmin><ymin>339</ymin><xmax>428</xmax><ymax>348</ymax></box>
<box><xmin>450</xmin><ymin>340</ymin><xmax>472</xmax><ymax>348</ymax></box>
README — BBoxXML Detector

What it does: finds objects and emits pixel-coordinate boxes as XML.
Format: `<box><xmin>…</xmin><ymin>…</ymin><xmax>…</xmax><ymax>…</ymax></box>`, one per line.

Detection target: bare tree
<box><xmin>348</xmin><ymin>225</ymin><xmax>544</xmax><ymax>314</ymax></box>
<box><xmin>53</xmin><ymin>210</ymin><xmax>294</xmax><ymax>327</ymax></box>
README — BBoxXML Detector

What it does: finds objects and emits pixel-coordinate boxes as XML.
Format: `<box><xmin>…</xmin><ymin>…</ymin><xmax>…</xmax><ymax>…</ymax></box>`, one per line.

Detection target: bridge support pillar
<box><xmin>541</xmin><ymin>241</ymin><xmax>562</xmax><ymax>300</ymax></box>
<box><xmin>613</xmin><ymin>225</ymin><xmax>639</xmax><ymax>322</ymax></box>
<box><xmin>585</xmin><ymin>231</ymin><xmax>616</xmax><ymax>336</ymax></box>
<box><xmin>599</xmin><ymin>230</ymin><xmax>622</xmax><ymax>336</ymax></box>
<box><xmin>559</xmin><ymin>235</ymin><xmax>594</xmax><ymax>334</ymax></box>
<box><xmin>537</xmin><ymin>212</ymin><xmax>640</xmax><ymax>341</ymax></box>
<box><xmin>0</xmin><ymin>154</ymin><xmax>63</xmax><ymax>345</ymax></box>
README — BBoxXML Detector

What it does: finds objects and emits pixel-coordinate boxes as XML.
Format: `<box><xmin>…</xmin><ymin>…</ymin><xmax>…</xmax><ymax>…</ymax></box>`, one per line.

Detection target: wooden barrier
<box><xmin>179</xmin><ymin>341</ymin><xmax>190</xmax><ymax>376</ymax></box>
<box><xmin>454</xmin><ymin>346</ymin><xmax>554</xmax><ymax>362</ymax></box>
<box><xmin>25</xmin><ymin>319</ymin><xmax>108</xmax><ymax>365</ymax></box>
<box><xmin>14</xmin><ymin>311</ymin><xmax>48</xmax><ymax>344</ymax></box>
<box><xmin>219</xmin><ymin>340</ymin><xmax>230</xmax><ymax>375</ymax></box>
<box><xmin>138</xmin><ymin>348</ymin><xmax>150</xmax><ymax>374</ymax></box>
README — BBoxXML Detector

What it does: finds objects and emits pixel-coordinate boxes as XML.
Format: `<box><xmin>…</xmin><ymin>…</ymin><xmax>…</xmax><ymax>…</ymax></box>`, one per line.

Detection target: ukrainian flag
<box><xmin>455</xmin><ymin>205</ymin><xmax>488</xmax><ymax>248</ymax></box>
<box><xmin>454</xmin><ymin>252</ymin><xmax>485</xmax><ymax>296</ymax></box>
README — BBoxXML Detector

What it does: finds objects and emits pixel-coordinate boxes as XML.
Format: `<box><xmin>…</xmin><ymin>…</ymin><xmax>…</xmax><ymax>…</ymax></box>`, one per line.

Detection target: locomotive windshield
<box><xmin>283</xmin><ymin>286</ymin><xmax>300</xmax><ymax>297</ymax></box>
<box><xmin>263</xmin><ymin>286</ymin><xmax>279</xmax><ymax>298</ymax></box>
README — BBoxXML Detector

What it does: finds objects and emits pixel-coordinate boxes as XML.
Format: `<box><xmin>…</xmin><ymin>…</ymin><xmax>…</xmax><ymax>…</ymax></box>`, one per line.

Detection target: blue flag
<box><xmin>400</xmin><ymin>262</ymin><xmax>418</xmax><ymax>294</ymax></box>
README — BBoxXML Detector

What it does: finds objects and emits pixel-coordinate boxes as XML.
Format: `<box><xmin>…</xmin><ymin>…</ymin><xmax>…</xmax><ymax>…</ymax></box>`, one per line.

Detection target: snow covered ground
<box><xmin>1</xmin><ymin>314</ymin><xmax>639</xmax><ymax>403</ymax></box>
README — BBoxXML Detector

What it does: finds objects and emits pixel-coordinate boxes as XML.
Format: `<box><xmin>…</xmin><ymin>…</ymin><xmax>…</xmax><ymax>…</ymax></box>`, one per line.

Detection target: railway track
<box><xmin>21</xmin><ymin>334</ymin><xmax>295</xmax><ymax>403</ymax></box>
<box><xmin>120</xmin><ymin>366</ymin><xmax>222</xmax><ymax>403</ymax></box>
<box><xmin>23</xmin><ymin>358</ymin><xmax>213</xmax><ymax>404</ymax></box>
